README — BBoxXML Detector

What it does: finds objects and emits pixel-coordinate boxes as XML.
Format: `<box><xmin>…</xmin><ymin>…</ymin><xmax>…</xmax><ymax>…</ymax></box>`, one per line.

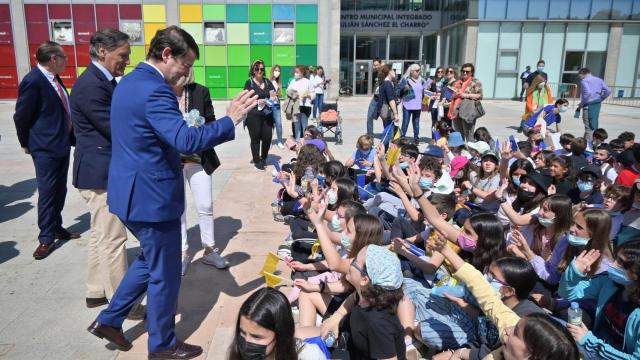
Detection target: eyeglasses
<box><xmin>437</xmin><ymin>70</ymin><xmax>444</xmax><ymax>73</ymax></box>
<box><xmin>350</xmin><ymin>258</ymin><xmax>367</xmax><ymax>276</ymax></box>
<box><xmin>446</xmin><ymin>70</ymin><xmax>454</xmax><ymax>74</ymax></box>
<box><xmin>254</xmin><ymin>67</ymin><xmax>265</xmax><ymax>72</ymax></box>
<box><xmin>487</xmin><ymin>273</ymin><xmax>509</xmax><ymax>287</ymax></box>
<box><xmin>461</xmin><ymin>70</ymin><xmax>472</xmax><ymax>74</ymax></box>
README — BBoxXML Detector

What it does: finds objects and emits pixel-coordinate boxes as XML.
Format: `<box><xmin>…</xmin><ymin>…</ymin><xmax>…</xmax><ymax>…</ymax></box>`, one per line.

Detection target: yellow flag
<box><xmin>393</xmin><ymin>128</ymin><xmax>401</xmax><ymax>141</ymax></box>
<box><xmin>259</xmin><ymin>252</ymin><xmax>281</xmax><ymax>276</ymax></box>
<box><xmin>310</xmin><ymin>239</ymin><xmax>321</xmax><ymax>257</ymax></box>
<box><xmin>386</xmin><ymin>147</ymin><xmax>401</xmax><ymax>166</ymax></box>
<box><xmin>263</xmin><ymin>271</ymin><xmax>293</xmax><ymax>288</ymax></box>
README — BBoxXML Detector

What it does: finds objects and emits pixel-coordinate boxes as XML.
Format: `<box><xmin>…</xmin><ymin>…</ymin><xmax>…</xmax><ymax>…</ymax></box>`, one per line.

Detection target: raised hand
<box><xmin>388</xmin><ymin>181</ymin><xmax>406</xmax><ymax>197</ymax></box>
<box><xmin>500</xmin><ymin>140</ymin><xmax>512</xmax><ymax>160</ymax></box>
<box><xmin>407</xmin><ymin>162</ymin><xmax>422</xmax><ymax>197</ymax></box>
<box><xmin>226</xmin><ymin>90</ymin><xmax>258</xmax><ymax>125</ymax></box>
<box><xmin>573</xmin><ymin>249</ymin><xmax>601</xmax><ymax>274</ymax></box>
<box><xmin>428</xmin><ymin>231</ymin><xmax>448</xmax><ymax>253</ymax></box>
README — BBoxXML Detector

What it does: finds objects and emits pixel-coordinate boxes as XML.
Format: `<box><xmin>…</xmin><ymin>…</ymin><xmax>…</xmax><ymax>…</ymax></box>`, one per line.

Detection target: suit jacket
<box><xmin>184</xmin><ymin>83</ymin><xmax>221</xmax><ymax>174</ymax></box>
<box><xmin>108</xmin><ymin>62</ymin><xmax>235</xmax><ymax>222</ymax></box>
<box><xmin>70</xmin><ymin>62</ymin><xmax>115</xmax><ymax>189</ymax></box>
<box><xmin>13</xmin><ymin>67</ymin><xmax>74</xmax><ymax>157</ymax></box>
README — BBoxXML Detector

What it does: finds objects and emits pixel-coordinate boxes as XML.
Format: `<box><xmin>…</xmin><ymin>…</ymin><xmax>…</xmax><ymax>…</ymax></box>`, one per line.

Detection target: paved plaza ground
<box><xmin>0</xmin><ymin>96</ymin><xmax>638</xmax><ymax>360</ymax></box>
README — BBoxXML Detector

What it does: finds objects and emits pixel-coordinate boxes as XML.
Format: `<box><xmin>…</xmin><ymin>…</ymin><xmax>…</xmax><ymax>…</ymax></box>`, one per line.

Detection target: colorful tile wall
<box><xmin>17</xmin><ymin>2</ymin><xmax>317</xmax><ymax>100</ymax></box>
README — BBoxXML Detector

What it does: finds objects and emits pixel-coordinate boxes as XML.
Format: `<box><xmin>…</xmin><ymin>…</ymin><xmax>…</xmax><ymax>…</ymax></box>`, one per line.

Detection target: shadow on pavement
<box><xmin>185</xmin><ymin>216</ymin><xmax>241</xmax><ymax>256</ymax></box>
<box><xmin>0</xmin><ymin>178</ymin><xmax>37</xmax><ymax>224</ymax></box>
<box><xmin>0</xmin><ymin>241</ymin><xmax>19</xmax><ymax>264</ymax></box>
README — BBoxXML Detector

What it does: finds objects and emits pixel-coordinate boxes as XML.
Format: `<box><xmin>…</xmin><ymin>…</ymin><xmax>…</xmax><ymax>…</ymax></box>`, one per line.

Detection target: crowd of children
<box><xmin>229</xmin><ymin>118</ymin><xmax>640</xmax><ymax>359</ymax></box>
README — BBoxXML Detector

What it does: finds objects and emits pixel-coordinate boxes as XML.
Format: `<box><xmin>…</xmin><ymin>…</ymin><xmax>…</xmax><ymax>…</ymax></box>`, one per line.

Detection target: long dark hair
<box><xmin>616</xmin><ymin>239</ymin><xmax>640</xmax><ymax>305</ymax></box>
<box><xmin>335</xmin><ymin>177</ymin><xmax>359</xmax><ymax>205</ymax></box>
<box><xmin>508</xmin><ymin>159</ymin><xmax>534</xmax><ymax>195</ymax></box>
<box><xmin>322</xmin><ymin>160</ymin><xmax>346</xmax><ymax>188</ymax></box>
<box><xmin>494</xmin><ymin>257</ymin><xmax>539</xmax><ymax>300</ymax></box>
<box><xmin>533</xmin><ymin>195</ymin><xmax>573</xmax><ymax>256</ymax></box>
<box><xmin>468</xmin><ymin>213</ymin><xmax>507</xmax><ymax>271</ymax></box>
<box><xmin>520</xmin><ymin>313</ymin><xmax>580</xmax><ymax>360</ymax></box>
<box><xmin>557</xmin><ymin>208</ymin><xmax>612</xmax><ymax>276</ymax></box>
<box><xmin>228</xmin><ymin>288</ymin><xmax>297</xmax><ymax>360</ymax></box>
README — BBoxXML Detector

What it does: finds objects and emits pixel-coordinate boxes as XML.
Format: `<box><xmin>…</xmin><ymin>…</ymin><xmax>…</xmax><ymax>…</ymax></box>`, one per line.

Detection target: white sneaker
<box><xmin>181</xmin><ymin>255</ymin><xmax>190</xmax><ymax>276</ymax></box>
<box><xmin>277</xmin><ymin>142</ymin><xmax>285</xmax><ymax>149</ymax></box>
<box><xmin>202</xmin><ymin>249</ymin><xmax>230</xmax><ymax>269</ymax></box>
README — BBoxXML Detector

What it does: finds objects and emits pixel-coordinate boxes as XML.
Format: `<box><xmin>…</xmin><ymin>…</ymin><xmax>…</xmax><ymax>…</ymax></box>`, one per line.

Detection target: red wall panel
<box><xmin>119</xmin><ymin>4</ymin><xmax>142</xmax><ymax>20</ymax></box>
<box><xmin>58</xmin><ymin>68</ymin><xmax>77</xmax><ymax>87</ymax></box>
<box><xmin>72</xmin><ymin>4</ymin><xmax>95</xmax><ymax>22</ymax></box>
<box><xmin>74</xmin><ymin>22</ymin><xmax>96</xmax><ymax>44</ymax></box>
<box><xmin>27</xmin><ymin>22</ymin><xmax>50</xmax><ymax>45</ymax></box>
<box><xmin>0</xmin><ymin>5</ymin><xmax>11</xmax><ymax>22</ymax></box>
<box><xmin>75</xmin><ymin>44</ymin><xmax>91</xmax><ymax>66</ymax></box>
<box><xmin>29</xmin><ymin>44</ymin><xmax>39</xmax><ymax>66</ymax></box>
<box><xmin>0</xmin><ymin>45</ymin><xmax>16</xmax><ymax>67</ymax></box>
<box><xmin>48</xmin><ymin>4</ymin><xmax>71</xmax><ymax>19</ymax></box>
<box><xmin>24</xmin><ymin>4</ymin><xmax>48</xmax><ymax>22</ymax></box>
<box><xmin>97</xmin><ymin>21</ymin><xmax>119</xmax><ymax>31</ymax></box>
<box><xmin>61</xmin><ymin>45</ymin><xmax>76</xmax><ymax>66</ymax></box>
<box><xmin>0</xmin><ymin>22</ymin><xmax>13</xmax><ymax>44</ymax></box>
<box><xmin>0</xmin><ymin>67</ymin><xmax>19</xmax><ymax>88</ymax></box>
<box><xmin>0</xmin><ymin>88</ymin><xmax>18</xmax><ymax>98</ymax></box>
<box><xmin>95</xmin><ymin>4</ymin><xmax>118</xmax><ymax>22</ymax></box>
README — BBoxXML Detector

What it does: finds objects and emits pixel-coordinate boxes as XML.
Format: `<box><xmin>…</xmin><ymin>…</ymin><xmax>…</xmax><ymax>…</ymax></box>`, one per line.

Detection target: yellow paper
<box><xmin>263</xmin><ymin>272</ymin><xmax>293</xmax><ymax>288</ymax></box>
<box><xmin>259</xmin><ymin>252</ymin><xmax>280</xmax><ymax>276</ymax></box>
<box><xmin>386</xmin><ymin>147</ymin><xmax>401</xmax><ymax>166</ymax></box>
<box><xmin>310</xmin><ymin>239</ymin><xmax>321</xmax><ymax>257</ymax></box>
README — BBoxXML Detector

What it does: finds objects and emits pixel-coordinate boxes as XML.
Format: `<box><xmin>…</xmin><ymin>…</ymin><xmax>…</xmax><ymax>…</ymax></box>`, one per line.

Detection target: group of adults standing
<box><xmin>13</xmin><ymin>26</ymin><xmax>257</xmax><ymax>359</ymax></box>
<box><xmin>366</xmin><ymin>58</ymin><xmax>484</xmax><ymax>143</ymax></box>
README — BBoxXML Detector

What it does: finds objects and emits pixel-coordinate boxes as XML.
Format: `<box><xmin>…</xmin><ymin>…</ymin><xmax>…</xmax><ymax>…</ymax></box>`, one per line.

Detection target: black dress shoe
<box><xmin>33</xmin><ymin>242</ymin><xmax>55</xmax><ymax>260</ymax></box>
<box><xmin>254</xmin><ymin>161</ymin><xmax>265</xmax><ymax>170</ymax></box>
<box><xmin>86</xmin><ymin>297</ymin><xmax>109</xmax><ymax>308</ymax></box>
<box><xmin>56</xmin><ymin>228</ymin><xmax>81</xmax><ymax>240</ymax></box>
<box><xmin>87</xmin><ymin>320</ymin><xmax>132</xmax><ymax>351</ymax></box>
<box><xmin>148</xmin><ymin>341</ymin><xmax>202</xmax><ymax>359</ymax></box>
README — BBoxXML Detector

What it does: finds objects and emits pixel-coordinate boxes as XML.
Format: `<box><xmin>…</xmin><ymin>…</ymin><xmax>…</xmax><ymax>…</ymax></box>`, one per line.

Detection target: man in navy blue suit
<box><xmin>70</xmin><ymin>28</ymin><xmax>140</xmax><ymax>311</ymax></box>
<box><xmin>13</xmin><ymin>41</ymin><xmax>80</xmax><ymax>260</ymax></box>
<box><xmin>87</xmin><ymin>26</ymin><xmax>257</xmax><ymax>359</ymax></box>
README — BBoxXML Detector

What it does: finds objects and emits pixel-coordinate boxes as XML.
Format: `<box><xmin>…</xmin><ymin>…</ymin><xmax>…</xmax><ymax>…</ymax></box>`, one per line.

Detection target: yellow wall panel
<box><xmin>179</xmin><ymin>4</ymin><xmax>202</xmax><ymax>22</ymax></box>
<box><xmin>144</xmin><ymin>23</ymin><xmax>166</xmax><ymax>45</ymax></box>
<box><xmin>143</xmin><ymin>4</ymin><xmax>166</xmax><ymax>23</ymax></box>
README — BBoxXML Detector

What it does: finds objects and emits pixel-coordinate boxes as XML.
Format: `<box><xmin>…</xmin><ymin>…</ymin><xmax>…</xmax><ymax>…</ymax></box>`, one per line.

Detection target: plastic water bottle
<box><xmin>324</xmin><ymin>331</ymin><xmax>336</xmax><ymax>348</ymax></box>
<box><xmin>568</xmin><ymin>302</ymin><xmax>582</xmax><ymax>326</ymax></box>
<box><xmin>301</xmin><ymin>166</ymin><xmax>315</xmax><ymax>193</ymax></box>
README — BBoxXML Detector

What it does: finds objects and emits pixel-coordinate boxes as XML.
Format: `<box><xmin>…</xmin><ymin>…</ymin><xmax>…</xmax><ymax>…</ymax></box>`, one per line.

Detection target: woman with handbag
<box><xmin>399</xmin><ymin>63</ymin><xmax>426</xmax><ymax>144</ymax></box>
<box><xmin>244</xmin><ymin>59</ymin><xmax>277</xmax><ymax>170</ymax></box>
<box><xmin>447</xmin><ymin>63</ymin><xmax>483</xmax><ymax>141</ymax></box>
<box><xmin>377</xmin><ymin>64</ymin><xmax>400</xmax><ymax>131</ymax></box>
<box><xmin>172</xmin><ymin>68</ymin><xmax>229</xmax><ymax>276</ymax></box>
<box><xmin>428</xmin><ymin>67</ymin><xmax>446</xmax><ymax>135</ymax></box>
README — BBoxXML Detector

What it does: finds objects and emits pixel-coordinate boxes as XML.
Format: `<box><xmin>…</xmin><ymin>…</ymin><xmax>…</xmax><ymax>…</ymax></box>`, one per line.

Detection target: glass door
<box><xmin>354</xmin><ymin>61</ymin><xmax>372</xmax><ymax>95</ymax></box>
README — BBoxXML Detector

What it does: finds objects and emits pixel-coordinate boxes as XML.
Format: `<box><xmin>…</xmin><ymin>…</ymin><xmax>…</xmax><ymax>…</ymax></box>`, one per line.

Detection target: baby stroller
<box><xmin>317</xmin><ymin>101</ymin><xmax>342</xmax><ymax>145</ymax></box>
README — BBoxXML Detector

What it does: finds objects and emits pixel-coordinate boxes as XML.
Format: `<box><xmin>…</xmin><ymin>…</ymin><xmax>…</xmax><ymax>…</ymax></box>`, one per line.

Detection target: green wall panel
<box><xmin>228</xmin><ymin>67</ymin><xmax>249</xmax><ymax>87</ymax></box>
<box><xmin>226</xmin><ymin>4</ymin><xmax>248</xmax><ymax>23</ymax></box>
<box><xmin>181</xmin><ymin>23</ymin><xmax>203</xmax><ymax>44</ymax></box>
<box><xmin>273</xmin><ymin>46</ymin><xmax>295</xmax><ymax>66</ymax></box>
<box><xmin>204</xmin><ymin>46</ymin><xmax>227</xmax><ymax>66</ymax></box>
<box><xmin>296</xmin><ymin>4</ymin><xmax>317</xmax><ymax>23</ymax></box>
<box><xmin>251</xmin><ymin>45</ymin><xmax>272</xmax><ymax>66</ymax></box>
<box><xmin>209</xmin><ymin>87</ymin><xmax>227</xmax><ymax>99</ymax></box>
<box><xmin>227</xmin><ymin>23</ymin><xmax>249</xmax><ymax>44</ymax></box>
<box><xmin>281</xmin><ymin>66</ymin><xmax>294</xmax><ymax>87</ymax></box>
<box><xmin>205</xmin><ymin>67</ymin><xmax>227</xmax><ymax>88</ymax></box>
<box><xmin>296</xmin><ymin>23</ymin><xmax>317</xmax><ymax>45</ymax></box>
<box><xmin>193</xmin><ymin>66</ymin><xmax>205</xmax><ymax>85</ymax></box>
<box><xmin>250</xmin><ymin>23</ymin><xmax>272</xmax><ymax>45</ymax></box>
<box><xmin>130</xmin><ymin>45</ymin><xmax>145</xmax><ymax>66</ymax></box>
<box><xmin>203</xmin><ymin>4</ymin><xmax>225</xmax><ymax>21</ymax></box>
<box><xmin>296</xmin><ymin>45</ymin><xmax>317</xmax><ymax>67</ymax></box>
<box><xmin>227</xmin><ymin>45</ymin><xmax>250</xmax><ymax>66</ymax></box>
<box><xmin>194</xmin><ymin>45</ymin><xmax>204</xmax><ymax>67</ymax></box>
<box><xmin>228</xmin><ymin>87</ymin><xmax>244</xmax><ymax>98</ymax></box>
<box><xmin>249</xmin><ymin>4</ymin><xmax>272</xmax><ymax>23</ymax></box>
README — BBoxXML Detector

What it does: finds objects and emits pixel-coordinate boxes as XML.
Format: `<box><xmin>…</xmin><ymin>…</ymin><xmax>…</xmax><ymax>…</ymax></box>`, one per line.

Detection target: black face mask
<box><xmin>517</xmin><ymin>188</ymin><xmax>536</xmax><ymax>202</ymax></box>
<box><xmin>593</xmin><ymin>158</ymin><xmax>605</xmax><ymax>166</ymax></box>
<box><xmin>237</xmin><ymin>335</ymin><xmax>268</xmax><ymax>360</ymax></box>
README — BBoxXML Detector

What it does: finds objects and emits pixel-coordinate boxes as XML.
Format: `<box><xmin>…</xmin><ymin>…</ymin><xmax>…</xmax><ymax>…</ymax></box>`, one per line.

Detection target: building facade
<box><xmin>2</xmin><ymin>0</ymin><xmax>640</xmax><ymax>100</ymax></box>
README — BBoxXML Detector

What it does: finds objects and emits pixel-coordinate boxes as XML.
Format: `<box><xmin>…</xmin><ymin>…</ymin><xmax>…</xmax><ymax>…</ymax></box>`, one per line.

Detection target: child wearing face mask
<box><xmin>344</xmin><ymin>134</ymin><xmax>376</xmax><ymax>172</ymax></box>
<box><xmin>523</xmin><ymin>98</ymin><xmax>568</xmax><ymax>137</ymax></box>
<box><xmin>603</xmin><ymin>184</ymin><xmax>631</xmax><ymax>240</ymax></box>
<box><xmin>228</xmin><ymin>287</ymin><xmax>326</xmax><ymax>360</ymax></box>
<box><xmin>593</xmin><ymin>144</ymin><xmax>618</xmax><ymax>187</ymax></box>
<box><xmin>559</xmin><ymin>239</ymin><xmax>640</xmax><ymax>359</ymax></box>
<box><xmin>522</xmin><ymin>74</ymin><xmax>553</xmax><ymax>125</ymax></box>
<box><xmin>615</xmin><ymin>178</ymin><xmax>640</xmax><ymax>246</ymax></box>
<box><xmin>568</xmin><ymin>165</ymin><xmax>604</xmax><ymax>205</ymax></box>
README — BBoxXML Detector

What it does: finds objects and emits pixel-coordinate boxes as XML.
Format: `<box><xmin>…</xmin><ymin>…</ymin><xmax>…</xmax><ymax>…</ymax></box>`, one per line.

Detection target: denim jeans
<box><xmin>401</xmin><ymin>108</ymin><xmax>421</xmax><ymax>141</ymax></box>
<box><xmin>366</xmin><ymin>97</ymin><xmax>378</xmax><ymax>136</ymax></box>
<box><xmin>272</xmin><ymin>106</ymin><xmax>283</xmax><ymax>144</ymax></box>
<box><xmin>312</xmin><ymin>93</ymin><xmax>324</xmax><ymax>119</ymax></box>
<box><xmin>294</xmin><ymin>112</ymin><xmax>309</xmax><ymax>141</ymax></box>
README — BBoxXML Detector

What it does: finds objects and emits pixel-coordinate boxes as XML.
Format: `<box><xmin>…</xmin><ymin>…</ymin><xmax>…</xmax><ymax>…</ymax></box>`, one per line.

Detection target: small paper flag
<box><xmin>310</xmin><ymin>239</ymin><xmax>321</xmax><ymax>257</ymax></box>
<box><xmin>259</xmin><ymin>252</ymin><xmax>281</xmax><ymax>276</ymax></box>
<box><xmin>263</xmin><ymin>271</ymin><xmax>293</xmax><ymax>288</ymax></box>
<box><xmin>386</xmin><ymin>147</ymin><xmax>401</xmax><ymax>166</ymax></box>
<box><xmin>393</xmin><ymin>127</ymin><xmax>401</xmax><ymax>141</ymax></box>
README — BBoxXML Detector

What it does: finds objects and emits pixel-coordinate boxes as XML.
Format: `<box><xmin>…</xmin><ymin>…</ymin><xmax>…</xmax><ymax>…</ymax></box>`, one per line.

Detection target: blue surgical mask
<box><xmin>567</xmin><ymin>233</ymin><xmax>590</xmax><ymax>247</ymax></box>
<box><xmin>330</xmin><ymin>214</ymin><xmax>343</xmax><ymax>232</ymax></box>
<box><xmin>607</xmin><ymin>264</ymin><xmax>631</xmax><ymax>286</ymax></box>
<box><xmin>484</xmin><ymin>274</ymin><xmax>505</xmax><ymax>299</ymax></box>
<box><xmin>419</xmin><ymin>177</ymin><xmax>433</xmax><ymax>190</ymax></box>
<box><xmin>511</xmin><ymin>175</ymin><xmax>521</xmax><ymax>187</ymax></box>
<box><xmin>577</xmin><ymin>180</ymin><xmax>594</xmax><ymax>193</ymax></box>
<box><xmin>327</xmin><ymin>189</ymin><xmax>338</xmax><ymax>205</ymax></box>
<box><xmin>399</xmin><ymin>161</ymin><xmax>409</xmax><ymax>170</ymax></box>
<box><xmin>537</xmin><ymin>66</ymin><xmax>545</xmax><ymax>72</ymax></box>
<box><xmin>340</xmin><ymin>232</ymin><xmax>351</xmax><ymax>251</ymax></box>
<box><xmin>559</xmin><ymin>106</ymin><xmax>569</xmax><ymax>113</ymax></box>
<box><xmin>317</xmin><ymin>175</ymin><xmax>325</xmax><ymax>187</ymax></box>
<box><xmin>537</xmin><ymin>215</ymin><xmax>555</xmax><ymax>228</ymax></box>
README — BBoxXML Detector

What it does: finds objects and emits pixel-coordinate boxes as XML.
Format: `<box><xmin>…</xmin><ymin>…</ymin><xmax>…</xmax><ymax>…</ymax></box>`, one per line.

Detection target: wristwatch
<box><xmin>497</xmin><ymin>195</ymin><xmax>507</xmax><ymax>204</ymax></box>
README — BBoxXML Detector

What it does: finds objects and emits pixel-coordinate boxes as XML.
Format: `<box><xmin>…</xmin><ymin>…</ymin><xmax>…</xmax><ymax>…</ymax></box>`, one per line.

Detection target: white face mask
<box><xmin>327</xmin><ymin>189</ymin><xmax>338</xmax><ymax>205</ymax></box>
<box><xmin>294</xmin><ymin>73</ymin><xmax>302</xmax><ymax>80</ymax></box>
<box><xmin>538</xmin><ymin>82</ymin><xmax>546</xmax><ymax>89</ymax></box>
<box><xmin>273</xmin><ymin>71</ymin><xmax>280</xmax><ymax>78</ymax></box>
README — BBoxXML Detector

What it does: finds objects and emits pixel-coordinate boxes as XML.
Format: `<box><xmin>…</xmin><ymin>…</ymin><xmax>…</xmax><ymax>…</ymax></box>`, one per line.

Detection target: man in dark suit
<box><xmin>70</xmin><ymin>29</ymin><xmax>134</xmax><ymax>310</ymax></box>
<box><xmin>86</xmin><ymin>26</ymin><xmax>257</xmax><ymax>359</ymax></box>
<box><xmin>13</xmin><ymin>41</ymin><xmax>80</xmax><ymax>260</ymax></box>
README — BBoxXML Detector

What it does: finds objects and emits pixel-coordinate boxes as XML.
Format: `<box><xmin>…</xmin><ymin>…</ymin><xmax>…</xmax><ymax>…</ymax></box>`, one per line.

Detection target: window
<box><xmin>527</xmin><ymin>0</ymin><xmax>549</xmax><ymax>19</ymax></box>
<box><xmin>564</xmin><ymin>51</ymin><xmax>584</xmax><ymax>72</ymax></box>
<box><xmin>355</xmin><ymin>35</ymin><xmax>386</xmax><ymax>60</ymax></box>
<box><xmin>591</xmin><ymin>0</ymin><xmax>613</xmax><ymax>19</ymax></box>
<box><xmin>204</xmin><ymin>22</ymin><xmax>226</xmax><ymax>44</ymax></box>
<box><xmin>611</xmin><ymin>0</ymin><xmax>633</xmax><ymax>19</ymax></box>
<box><xmin>389</xmin><ymin>36</ymin><xmax>420</xmax><ymax>59</ymax></box>
<box><xmin>341</xmin><ymin>0</ymin><xmax>356</xmax><ymax>11</ymax></box>
<box><xmin>498</xmin><ymin>50</ymin><xmax>519</xmax><ymax>72</ymax></box>
<box><xmin>569</xmin><ymin>0</ymin><xmax>591</xmax><ymax>19</ymax></box>
<box><xmin>340</xmin><ymin>35</ymin><xmax>354</xmax><ymax>91</ymax></box>
<box><xmin>357</xmin><ymin>0</ymin><xmax>389</xmax><ymax>10</ymax></box>
<box><xmin>422</xmin><ymin>33</ymin><xmax>437</xmax><ymax>67</ymax></box>
<box><xmin>273</xmin><ymin>22</ymin><xmax>294</xmax><ymax>44</ymax></box>
<box><xmin>506</xmin><ymin>0</ymin><xmax>528</xmax><ymax>19</ymax></box>
<box><xmin>120</xmin><ymin>21</ymin><xmax>143</xmax><ymax>44</ymax></box>
<box><xmin>51</xmin><ymin>21</ymin><xmax>74</xmax><ymax>44</ymax></box>
<box><xmin>549</xmin><ymin>0</ymin><xmax>570</xmax><ymax>19</ymax></box>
